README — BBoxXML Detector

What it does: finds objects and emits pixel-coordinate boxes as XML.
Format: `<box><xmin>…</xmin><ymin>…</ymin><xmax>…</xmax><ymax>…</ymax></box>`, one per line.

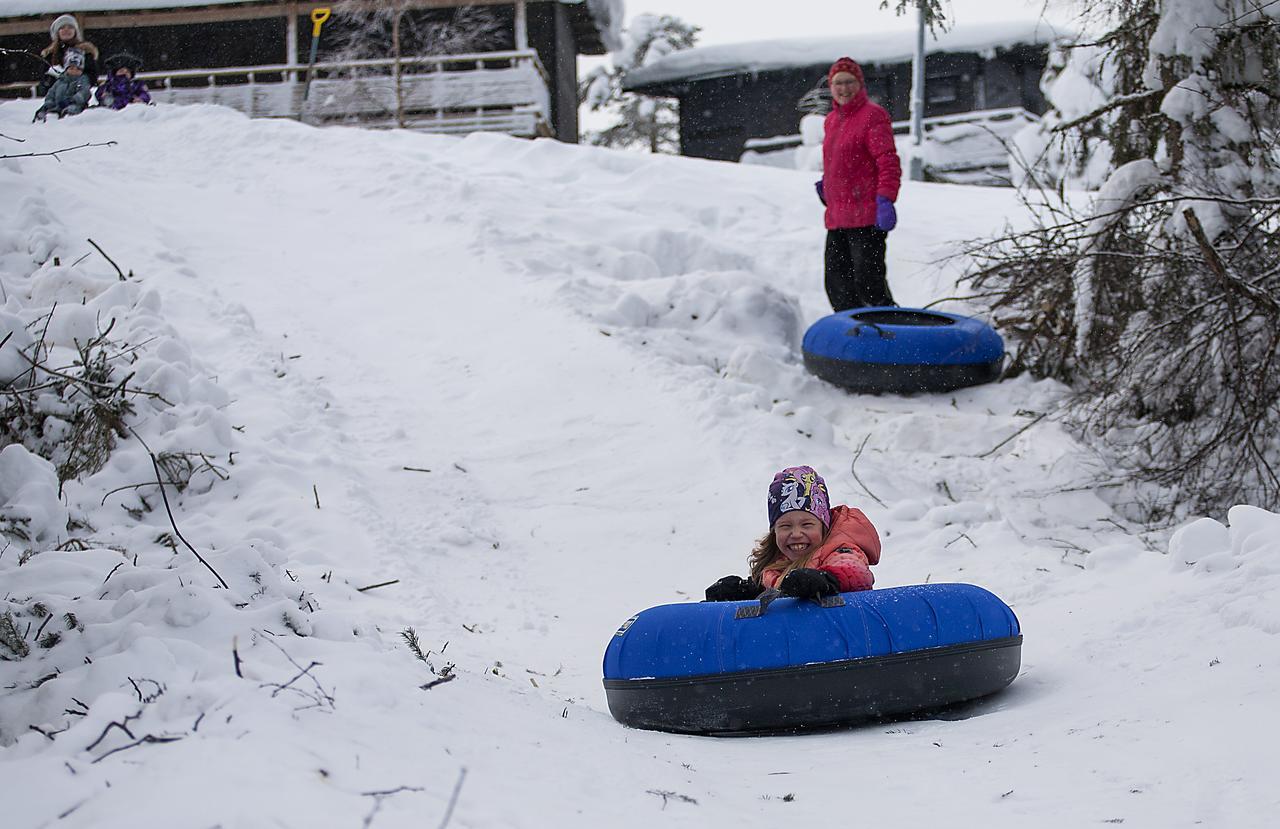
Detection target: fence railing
<box><xmin>888</xmin><ymin>106</ymin><xmax>1039</xmax><ymax>137</ymax></box>
<box><xmin>1</xmin><ymin>49</ymin><xmax>553</xmax><ymax>137</ymax></box>
<box><xmin>741</xmin><ymin>107</ymin><xmax>1041</xmax><ymax>186</ymax></box>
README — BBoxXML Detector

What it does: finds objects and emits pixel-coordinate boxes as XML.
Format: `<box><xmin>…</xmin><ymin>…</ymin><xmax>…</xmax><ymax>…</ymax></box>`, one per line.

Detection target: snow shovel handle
<box><xmin>302</xmin><ymin>8</ymin><xmax>331</xmax><ymax>102</ymax></box>
<box><xmin>310</xmin><ymin>8</ymin><xmax>331</xmax><ymax>37</ymax></box>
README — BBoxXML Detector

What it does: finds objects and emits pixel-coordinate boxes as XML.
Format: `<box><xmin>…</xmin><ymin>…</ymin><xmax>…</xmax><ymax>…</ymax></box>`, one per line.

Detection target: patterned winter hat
<box><xmin>767</xmin><ymin>466</ymin><xmax>831</xmax><ymax>529</ymax></box>
<box><xmin>63</xmin><ymin>48</ymin><xmax>85</xmax><ymax>69</ymax></box>
<box><xmin>828</xmin><ymin>56</ymin><xmax>864</xmax><ymax>86</ymax></box>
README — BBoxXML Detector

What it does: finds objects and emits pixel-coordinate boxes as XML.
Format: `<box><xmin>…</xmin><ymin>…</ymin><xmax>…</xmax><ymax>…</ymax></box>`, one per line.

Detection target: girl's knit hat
<box><xmin>767</xmin><ymin>466</ymin><xmax>831</xmax><ymax>529</ymax></box>
<box><xmin>50</xmin><ymin>14</ymin><xmax>80</xmax><ymax>41</ymax></box>
<box><xmin>828</xmin><ymin>56</ymin><xmax>864</xmax><ymax>86</ymax></box>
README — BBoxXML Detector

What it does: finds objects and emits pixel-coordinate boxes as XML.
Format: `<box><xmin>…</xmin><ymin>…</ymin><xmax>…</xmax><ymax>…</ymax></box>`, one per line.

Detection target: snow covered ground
<box><xmin>2</xmin><ymin>101</ymin><xmax>1278</xmax><ymax>828</ymax></box>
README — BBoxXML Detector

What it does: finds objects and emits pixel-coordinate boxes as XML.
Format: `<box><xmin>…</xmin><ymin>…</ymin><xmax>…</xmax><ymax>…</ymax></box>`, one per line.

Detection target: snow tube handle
<box><xmin>734</xmin><ymin>588</ymin><xmax>845</xmax><ymax>619</ymax></box>
<box><xmin>849</xmin><ymin>322</ymin><xmax>896</xmax><ymax>340</ymax></box>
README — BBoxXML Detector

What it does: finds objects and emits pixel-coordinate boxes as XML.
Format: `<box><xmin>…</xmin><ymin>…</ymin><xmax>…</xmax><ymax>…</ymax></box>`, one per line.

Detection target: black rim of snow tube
<box><xmin>802</xmin><ymin>351</ymin><xmax>1003</xmax><ymax>394</ymax></box>
<box><xmin>848</xmin><ymin>309</ymin><xmax>957</xmax><ymax>327</ymax></box>
<box><xmin>603</xmin><ymin>635</ymin><xmax>1022</xmax><ymax>736</ymax></box>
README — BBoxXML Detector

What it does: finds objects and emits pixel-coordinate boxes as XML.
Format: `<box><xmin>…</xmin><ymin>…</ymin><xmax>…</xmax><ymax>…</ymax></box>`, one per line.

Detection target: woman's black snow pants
<box><xmin>824</xmin><ymin>227</ymin><xmax>895</xmax><ymax>312</ymax></box>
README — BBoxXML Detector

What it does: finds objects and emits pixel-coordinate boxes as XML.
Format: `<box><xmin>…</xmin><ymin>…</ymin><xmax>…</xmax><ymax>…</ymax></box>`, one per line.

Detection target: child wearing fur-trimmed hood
<box><xmin>38</xmin><ymin>13</ymin><xmax>99</xmax><ymax>95</ymax></box>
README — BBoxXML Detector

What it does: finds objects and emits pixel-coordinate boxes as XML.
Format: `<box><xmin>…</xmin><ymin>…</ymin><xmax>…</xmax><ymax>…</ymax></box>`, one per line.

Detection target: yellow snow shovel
<box><xmin>302</xmin><ymin>7</ymin><xmax>331</xmax><ymax>102</ymax></box>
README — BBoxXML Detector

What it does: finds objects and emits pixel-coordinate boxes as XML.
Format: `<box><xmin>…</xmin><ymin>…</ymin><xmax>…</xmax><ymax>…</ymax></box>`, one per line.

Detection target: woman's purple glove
<box><xmin>814</xmin><ymin>180</ymin><xmax>826</xmax><ymax>206</ymax></box>
<box><xmin>875</xmin><ymin>196</ymin><xmax>897</xmax><ymax>231</ymax></box>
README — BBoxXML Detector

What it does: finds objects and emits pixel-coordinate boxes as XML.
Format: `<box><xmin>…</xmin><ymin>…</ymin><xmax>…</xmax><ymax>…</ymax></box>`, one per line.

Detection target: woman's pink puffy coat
<box><xmin>760</xmin><ymin>505</ymin><xmax>882</xmax><ymax>592</ymax></box>
<box><xmin>822</xmin><ymin>88</ymin><xmax>902</xmax><ymax>230</ymax></box>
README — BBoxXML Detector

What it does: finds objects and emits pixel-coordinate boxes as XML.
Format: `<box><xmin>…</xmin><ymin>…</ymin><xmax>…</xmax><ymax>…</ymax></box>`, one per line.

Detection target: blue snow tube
<box><xmin>603</xmin><ymin>583</ymin><xmax>1021</xmax><ymax>735</ymax></box>
<box><xmin>802</xmin><ymin>307</ymin><xmax>1005</xmax><ymax>394</ymax></box>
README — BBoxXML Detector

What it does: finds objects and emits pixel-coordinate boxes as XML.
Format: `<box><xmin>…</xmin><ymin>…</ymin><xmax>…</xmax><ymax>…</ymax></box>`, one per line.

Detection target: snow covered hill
<box><xmin>2</xmin><ymin>101</ymin><xmax>1278</xmax><ymax>828</ymax></box>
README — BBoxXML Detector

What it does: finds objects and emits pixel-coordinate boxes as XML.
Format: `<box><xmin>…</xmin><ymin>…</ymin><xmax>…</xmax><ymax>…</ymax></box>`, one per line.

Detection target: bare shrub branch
<box><xmin>959</xmin><ymin>2</ymin><xmax>1280</xmax><ymax>521</ymax></box>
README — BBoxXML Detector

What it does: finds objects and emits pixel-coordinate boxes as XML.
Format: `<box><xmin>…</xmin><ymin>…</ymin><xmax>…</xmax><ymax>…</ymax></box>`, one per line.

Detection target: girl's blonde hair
<box><xmin>748</xmin><ymin>525</ymin><xmax>827</xmax><ymax>584</ymax></box>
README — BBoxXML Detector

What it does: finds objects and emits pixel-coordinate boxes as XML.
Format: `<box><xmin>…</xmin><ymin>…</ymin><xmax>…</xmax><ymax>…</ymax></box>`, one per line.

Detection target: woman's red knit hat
<box><xmin>828</xmin><ymin>56</ymin><xmax>864</xmax><ymax>85</ymax></box>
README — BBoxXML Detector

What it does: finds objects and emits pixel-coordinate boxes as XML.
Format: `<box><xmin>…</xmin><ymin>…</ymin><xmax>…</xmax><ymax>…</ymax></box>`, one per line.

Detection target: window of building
<box><xmin>926</xmin><ymin>76</ymin><xmax>960</xmax><ymax>105</ymax></box>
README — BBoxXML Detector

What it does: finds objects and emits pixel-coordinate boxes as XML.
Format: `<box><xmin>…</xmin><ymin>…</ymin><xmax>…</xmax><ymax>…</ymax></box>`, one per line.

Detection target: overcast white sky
<box><xmin>629</xmin><ymin>0</ymin><xmax>1076</xmax><ymax>46</ymax></box>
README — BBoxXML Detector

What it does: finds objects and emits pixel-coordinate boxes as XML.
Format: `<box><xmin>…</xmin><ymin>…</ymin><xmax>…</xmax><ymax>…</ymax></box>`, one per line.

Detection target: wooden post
<box><xmin>394</xmin><ymin>11</ymin><xmax>405</xmax><ymax>128</ymax></box>
<box><xmin>514</xmin><ymin>0</ymin><xmax>528</xmax><ymax>51</ymax></box>
<box><xmin>286</xmin><ymin>5</ymin><xmax>299</xmax><ymax>82</ymax></box>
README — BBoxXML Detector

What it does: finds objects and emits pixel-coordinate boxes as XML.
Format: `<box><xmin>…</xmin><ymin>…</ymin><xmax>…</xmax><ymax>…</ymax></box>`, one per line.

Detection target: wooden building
<box><xmin>0</xmin><ymin>1</ymin><xmax>621</xmax><ymax>140</ymax></box>
<box><xmin>622</xmin><ymin>21</ymin><xmax>1062</xmax><ymax>163</ymax></box>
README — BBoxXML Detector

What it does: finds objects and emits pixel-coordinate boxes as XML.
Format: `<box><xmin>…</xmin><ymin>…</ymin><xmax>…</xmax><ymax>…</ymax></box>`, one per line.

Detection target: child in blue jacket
<box><xmin>34</xmin><ymin>49</ymin><xmax>91</xmax><ymax>122</ymax></box>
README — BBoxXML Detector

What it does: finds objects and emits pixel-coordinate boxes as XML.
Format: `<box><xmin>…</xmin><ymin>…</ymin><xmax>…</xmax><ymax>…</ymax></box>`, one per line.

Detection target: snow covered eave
<box><xmin>0</xmin><ymin>0</ymin><xmax>596</xmax><ymax>15</ymax></box>
<box><xmin>622</xmin><ymin>66</ymin><xmax>743</xmax><ymax>98</ymax></box>
<box><xmin>623</xmin><ymin>21</ymin><xmax>1072</xmax><ymax>93</ymax></box>
<box><xmin>0</xmin><ymin>0</ymin><xmax>273</xmax><ymax>18</ymax></box>
<box><xmin>0</xmin><ymin>1</ymin><xmax>289</xmax><ymax>38</ymax></box>
<box><xmin>2</xmin><ymin>1</ymin><xmax>622</xmax><ymax>56</ymax></box>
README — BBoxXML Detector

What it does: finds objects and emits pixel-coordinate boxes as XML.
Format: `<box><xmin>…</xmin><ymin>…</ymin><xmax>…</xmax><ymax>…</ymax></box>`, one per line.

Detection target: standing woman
<box><xmin>817</xmin><ymin>57</ymin><xmax>902</xmax><ymax>312</ymax></box>
<box><xmin>38</xmin><ymin>14</ymin><xmax>100</xmax><ymax>95</ymax></box>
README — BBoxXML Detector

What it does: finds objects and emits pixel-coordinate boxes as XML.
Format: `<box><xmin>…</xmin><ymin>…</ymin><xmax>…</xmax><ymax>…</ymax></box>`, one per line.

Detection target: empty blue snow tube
<box><xmin>603</xmin><ymin>583</ymin><xmax>1021</xmax><ymax>735</ymax></box>
<box><xmin>802</xmin><ymin>307</ymin><xmax>1005</xmax><ymax>394</ymax></box>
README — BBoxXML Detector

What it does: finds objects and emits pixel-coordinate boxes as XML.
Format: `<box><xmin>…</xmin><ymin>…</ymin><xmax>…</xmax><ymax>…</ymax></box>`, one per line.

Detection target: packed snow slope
<box><xmin>2</xmin><ymin>101</ymin><xmax>1278</xmax><ymax>828</ymax></box>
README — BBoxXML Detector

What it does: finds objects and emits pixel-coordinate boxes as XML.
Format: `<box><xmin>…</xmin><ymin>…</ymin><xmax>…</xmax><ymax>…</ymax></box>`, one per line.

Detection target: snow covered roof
<box><xmin>0</xmin><ymin>0</ymin><xmax>563</xmax><ymax>9</ymax></box>
<box><xmin>2</xmin><ymin>0</ymin><xmax>621</xmax><ymax>54</ymax></box>
<box><xmin>0</xmin><ymin>0</ymin><xmax>614</xmax><ymax>16</ymax></box>
<box><xmin>624</xmin><ymin>21</ymin><xmax>1069</xmax><ymax>91</ymax></box>
<box><xmin>2</xmin><ymin>0</ymin><xmax>262</xmax><ymax>13</ymax></box>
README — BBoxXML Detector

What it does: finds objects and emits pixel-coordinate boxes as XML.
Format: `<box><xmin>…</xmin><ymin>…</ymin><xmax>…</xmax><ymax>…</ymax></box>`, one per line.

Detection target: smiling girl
<box><xmin>704</xmin><ymin>466</ymin><xmax>881</xmax><ymax>601</ymax></box>
<box><xmin>38</xmin><ymin>14</ymin><xmax>100</xmax><ymax>95</ymax></box>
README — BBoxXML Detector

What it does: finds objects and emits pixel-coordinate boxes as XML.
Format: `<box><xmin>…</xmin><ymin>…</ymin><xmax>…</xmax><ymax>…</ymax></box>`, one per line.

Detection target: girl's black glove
<box><xmin>779</xmin><ymin>568</ymin><xmax>840</xmax><ymax>599</ymax></box>
<box><xmin>704</xmin><ymin>575</ymin><xmax>762</xmax><ymax>602</ymax></box>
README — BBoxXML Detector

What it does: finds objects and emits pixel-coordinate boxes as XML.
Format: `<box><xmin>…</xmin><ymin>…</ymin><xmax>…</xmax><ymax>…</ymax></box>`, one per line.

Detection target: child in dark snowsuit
<box><xmin>704</xmin><ymin>465</ymin><xmax>881</xmax><ymax>601</ymax></box>
<box><xmin>96</xmin><ymin>53</ymin><xmax>152</xmax><ymax>110</ymax></box>
<box><xmin>33</xmin><ymin>49</ymin><xmax>91</xmax><ymax>122</ymax></box>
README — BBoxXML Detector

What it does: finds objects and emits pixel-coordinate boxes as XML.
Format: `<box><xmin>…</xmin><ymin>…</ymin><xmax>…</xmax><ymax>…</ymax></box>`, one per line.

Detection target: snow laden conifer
<box><xmin>966</xmin><ymin>0</ymin><xmax>1280</xmax><ymax>521</ymax></box>
<box><xmin>579</xmin><ymin>14</ymin><xmax>699</xmax><ymax>153</ymax></box>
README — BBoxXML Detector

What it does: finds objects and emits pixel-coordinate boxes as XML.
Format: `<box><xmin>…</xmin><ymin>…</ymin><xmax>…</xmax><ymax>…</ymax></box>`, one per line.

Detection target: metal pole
<box><xmin>908</xmin><ymin>1</ymin><xmax>926</xmax><ymax>181</ymax></box>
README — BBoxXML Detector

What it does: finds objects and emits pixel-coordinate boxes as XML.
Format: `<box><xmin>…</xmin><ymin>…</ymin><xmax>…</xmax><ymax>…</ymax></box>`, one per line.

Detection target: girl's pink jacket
<box><xmin>761</xmin><ymin>505</ymin><xmax>882</xmax><ymax>592</ymax></box>
<box><xmin>821</xmin><ymin>88</ymin><xmax>902</xmax><ymax>230</ymax></box>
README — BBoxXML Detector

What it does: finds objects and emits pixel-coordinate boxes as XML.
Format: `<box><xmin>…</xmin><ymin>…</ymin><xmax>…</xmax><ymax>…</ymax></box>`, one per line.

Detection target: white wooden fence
<box><xmin>2</xmin><ymin>50</ymin><xmax>552</xmax><ymax>137</ymax></box>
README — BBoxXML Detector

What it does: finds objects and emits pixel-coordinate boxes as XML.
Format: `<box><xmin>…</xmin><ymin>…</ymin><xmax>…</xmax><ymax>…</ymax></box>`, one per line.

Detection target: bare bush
<box><xmin>963</xmin><ymin>2</ymin><xmax>1280</xmax><ymax>521</ymax></box>
<box><xmin>1</xmin><ymin>312</ymin><xmax>155</xmax><ymax>483</ymax></box>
